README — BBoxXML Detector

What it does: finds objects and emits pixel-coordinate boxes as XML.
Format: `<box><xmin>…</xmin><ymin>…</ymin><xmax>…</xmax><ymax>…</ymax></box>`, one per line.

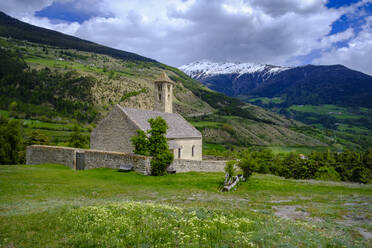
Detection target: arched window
<box><xmin>192</xmin><ymin>145</ymin><xmax>195</xmax><ymax>157</ymax></box>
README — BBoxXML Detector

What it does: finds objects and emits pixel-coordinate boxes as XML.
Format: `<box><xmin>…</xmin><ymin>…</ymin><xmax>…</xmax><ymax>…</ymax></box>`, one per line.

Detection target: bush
<box><xmin>225</xmin><ymin>160</ymin><xmax>236</xmax><ymax>179</ymax></box>
<box><xmin>237</xmin><ymin>156</ymin><xmax>256</xmax><ymax>179</ymax></box>
<box><xmin>0</xmin><ymin>116</ymin><xmax>24</xmax><ymax>164</ymax></box>
<box><xmin>315</xmin><ymin>167</ymin><xmax>341</xmax><ymax>181</ymax></box>
<box><xmin>350</xmin><ymin>166</ymin><xmax>370</xmax><ymax>184</ymax></box>
<box><xmin>68</xmin><ymin>125</ymin><xmax>89</xmax><ymax>148</ymax></box>
<box><xmin>131</xmin><ymin>117</ymin><xmax>174</xmax><ymax>176</ymax></box>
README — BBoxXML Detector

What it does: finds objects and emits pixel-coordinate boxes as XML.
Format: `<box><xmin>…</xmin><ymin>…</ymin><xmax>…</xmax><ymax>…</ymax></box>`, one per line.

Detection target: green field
<box><xmin>263</xmin><ymin>145</ymin><xmax>330</xmax><ymax>154</ymax></box>
<box><xmin>0</xmin><ymin>164</ymin><xmax>371</xmax><ymax>247</ymax></box>
<box><xmin>246</xmin><ymin>97</ymin><xmax>284</xmax><ymax>104</ymax></box>
<box><xmin>288</xmin><ymin>104</ymin><xmax>370</xmax><ymax>120</ymax></box>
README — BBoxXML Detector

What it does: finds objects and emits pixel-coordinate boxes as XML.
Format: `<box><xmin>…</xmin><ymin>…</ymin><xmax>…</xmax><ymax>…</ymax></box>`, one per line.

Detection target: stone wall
<box><xmin>26</xmin><ymin>145</ymin><xmax>151</xmax><ymax>175</ymax></box>
<box><xmin>26</xmin><ymin>145</ymin><xmax>77</xmax><ymax>169</ymax></box>
<box><xmin>169</xmin><ymin>159</ymin><xmax>226</xmax><ymax>173</ymax></box>
<box><xmin>84</xmin><ymin>149</ymin><xmax>151</xmax><ymax>175</ymax></box>
<box><xmin>26</xmin><ymin>145</ymin><xmax>224</xmax><ymax>175</ymax></box>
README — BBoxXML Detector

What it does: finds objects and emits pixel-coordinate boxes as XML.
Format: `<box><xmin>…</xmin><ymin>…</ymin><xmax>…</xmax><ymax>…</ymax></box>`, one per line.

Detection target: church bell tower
<box><xmin>154</xmin><ymin>72</ymin><xmax>174</xmax><ymax>113</ymax></box>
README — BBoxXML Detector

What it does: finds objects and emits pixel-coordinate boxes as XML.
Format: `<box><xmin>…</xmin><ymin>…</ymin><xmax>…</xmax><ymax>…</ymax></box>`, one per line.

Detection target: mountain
<box><xmin>180</xmin><ymin>60</ymin><xmax>372</xmax><ymax>108</ymax></box>
<box><xmin>0</xmin><ymin>11</ymin><xmax>154</xmax><ymax>62</ymax></box>
<box><xmin>180</xmin><ymin>60</ymin><xmax>372</xmax><ymax>148</ymax></box>
<box><xmin>0</xmin><ymin>12</ymin><xmax>333</xmax><ymax>152</ymax></box>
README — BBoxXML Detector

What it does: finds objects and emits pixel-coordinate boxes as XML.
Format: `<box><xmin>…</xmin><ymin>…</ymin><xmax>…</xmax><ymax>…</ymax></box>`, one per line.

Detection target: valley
<box><xmin>180</xmin><ymin>60</ymin><xmax>372</xmax><ymax>150</ymax></box>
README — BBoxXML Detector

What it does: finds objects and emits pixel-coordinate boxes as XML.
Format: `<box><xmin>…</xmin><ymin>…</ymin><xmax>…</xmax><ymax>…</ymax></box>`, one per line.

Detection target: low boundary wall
<box><xmin>84</xmin><ymin>149</ymin><xmax>150</xmax><ymax>175</ymax></box>
<box><xmin>26</xmin><ymin>145</ymin><xmax>151</xmax><ymax>175</ymax></box>
<box><xmin>26</xmin><ymin>145</ymin><xmax>77</xmax><ymax>169</ymax></box>
<box><xmin>26</xmin><ymin>145</ymin><xmax>225</xmax><ymax>175</ymax></box>
<box><xmin>169</xmin><ymin>159</ymin><xmax>226</xmax><ymax>173</ymax></box>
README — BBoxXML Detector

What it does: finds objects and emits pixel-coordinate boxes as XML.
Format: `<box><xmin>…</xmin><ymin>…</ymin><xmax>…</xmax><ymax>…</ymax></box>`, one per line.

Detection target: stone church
<box><xmin>90</xmin><ymin>72</ymin><xmax>202</xmax><ymax>160</ymax></box>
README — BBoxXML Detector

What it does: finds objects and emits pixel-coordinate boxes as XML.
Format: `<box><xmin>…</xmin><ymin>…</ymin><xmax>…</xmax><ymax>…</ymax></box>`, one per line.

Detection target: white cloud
<box><xmin>314</xmin><ymin>16</ymin><xmax>372</xmax><ymax>75</ymax></box>
<box><xmin>1</xmin><ymin>0</ymin><xmax>371</xmax><ymax>73</ymax></box>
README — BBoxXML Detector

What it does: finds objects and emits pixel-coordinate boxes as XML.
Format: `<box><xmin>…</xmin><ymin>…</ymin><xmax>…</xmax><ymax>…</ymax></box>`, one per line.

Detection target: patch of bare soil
<box><xmin>273</xmin><ymin>205</ymin><xmax>308</xmax><ymax>220</ymax></box>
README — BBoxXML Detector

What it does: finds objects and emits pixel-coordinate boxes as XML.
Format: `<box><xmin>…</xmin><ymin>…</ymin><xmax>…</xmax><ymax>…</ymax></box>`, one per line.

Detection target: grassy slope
<box><xmin>0</xmin><ymin>37</ymin><xmax>328</xmax><ymax>151</ymax></box>
<box><xmin>0</xmin><ymin>164</ymin><xmax>371</xmax><ymax>247</ymax></box>
<box><xmin>249</xmin><ymin>95</ymin><xmax>372</xmax><ymax>150</ymax></box>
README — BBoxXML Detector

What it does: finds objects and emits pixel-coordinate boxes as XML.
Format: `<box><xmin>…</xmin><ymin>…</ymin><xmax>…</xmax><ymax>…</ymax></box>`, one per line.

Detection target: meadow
<box><xmin>0</xmin><ymin>164</ymin><xmax>371</xmax><ymax>247</ymax></box>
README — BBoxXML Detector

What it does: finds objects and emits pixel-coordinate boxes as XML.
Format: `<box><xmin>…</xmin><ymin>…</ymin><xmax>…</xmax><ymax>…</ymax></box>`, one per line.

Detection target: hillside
<box><xmin>181</xmin><ymin>60</ymin><xmax>372</xmax><ymax>149</ymax></box>
<box><xmin>0</xmin><ymin>12</ymin><xmax>331</xmax><ymax>152</ymax></box>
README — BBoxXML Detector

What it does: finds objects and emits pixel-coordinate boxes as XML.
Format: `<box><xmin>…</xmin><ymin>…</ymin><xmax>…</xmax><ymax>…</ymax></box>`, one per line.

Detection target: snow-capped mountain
<box><xmin>179</xmin><ymin>60</ymin><xmax>372</xmax><ymax>109</ymax></box>
<box><xmin>179</xmin><ymin>59</ymin><xmax>290</xmax><ymax>80</ymax></box>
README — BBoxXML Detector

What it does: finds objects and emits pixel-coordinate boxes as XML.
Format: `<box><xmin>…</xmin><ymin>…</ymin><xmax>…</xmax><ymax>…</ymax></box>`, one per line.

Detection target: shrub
<box><xmin>315</xmin><ymin>166</ymin><xmax>341</xmax><ymax>181</ymax></box>
<box><xmin>225</xmin><ymin>160</ymin><xmax>236</xmax><ymax>179</ymax></box>
<box><xmin>350</xmin><ymin>166</ymin><xmax>370</xmax><ymax>184</ymax></box>
<box><xmin>131</xmin><ymin>117</ymin><xmax>174</xmax><ymax>176</ymax></box>
<box><xmin>25</xmin><ymin>130</ymin><xmax>49</xmax><ymax>146</ymax></box>
<box><xmin>68</xmin><ymin>125</ymin><xmax>89</xmax><ymax>148</ymax></box>
<box><xmin>237</xmin><ymin>156</ymin><xmax>256</xmax><ymax>179</ymax></box>
<box><xmin>0</xmin><ymin>116</ymin><xmax>24</xmax><ymax>164</ymax></box>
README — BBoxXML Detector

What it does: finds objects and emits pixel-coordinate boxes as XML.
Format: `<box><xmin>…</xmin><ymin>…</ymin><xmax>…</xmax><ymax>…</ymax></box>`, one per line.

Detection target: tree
<box><xmin>131</xmin><ymin>117</ymin><xmax>174</xmax><ymax>176</ymax></box>
<box><xmin>237</xmin><ymin>154</ymin><xmax>256</xmax><ymax>179</ymax></box>
<box><xmin>68</xmin><ymin>125</ymin><xmax>89</xmax><ymax>148</ymax></box>
<box><xmin>225</xmin><ymin>160</ymin><xmax>236</xmax><ymax>179</ymax></box>
<box><xmin>0</xmin><ymin>116</ymin><xmax>23</xmax><ymax>164</ymax></box>
<box><xmin>25</xmin><ymin>130</ymin><xmax>49</xmax><ymax>146</ymax></box>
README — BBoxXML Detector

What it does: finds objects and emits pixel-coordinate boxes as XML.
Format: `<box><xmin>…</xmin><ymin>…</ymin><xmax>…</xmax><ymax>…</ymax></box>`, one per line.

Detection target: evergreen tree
<box><xmin>0</xmin><ymin>116</ymin><xmax>23</xmax><ymax>164</ymax></box>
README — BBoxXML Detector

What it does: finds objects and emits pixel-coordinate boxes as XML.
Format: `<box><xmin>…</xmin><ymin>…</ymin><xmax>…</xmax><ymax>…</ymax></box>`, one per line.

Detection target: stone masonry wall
<box><xmin>26</xmin><ymin>145</ymin><xmax>77</xmax><ymax>169</ymax></box>
<box><xmin>84</xmin><ymin>149</ymin><xmax>151</xmax><ymax>175</ymax></box>
<box><xmin>26</xmin><ymin>145</ymin><xmax>224</xmax><ymax>175</ymax></box>
<box><xmin>169</xmin><ymin>159</ymin><xmax>226</xmax><ymax>173</ymax></box>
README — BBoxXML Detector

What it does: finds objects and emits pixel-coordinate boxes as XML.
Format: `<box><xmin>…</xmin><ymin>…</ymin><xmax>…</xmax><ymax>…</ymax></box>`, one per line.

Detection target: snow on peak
<box><xmin>179</xmin><ymin>59</ymin><xmax>290</xmax><ymax>79</ymax></box>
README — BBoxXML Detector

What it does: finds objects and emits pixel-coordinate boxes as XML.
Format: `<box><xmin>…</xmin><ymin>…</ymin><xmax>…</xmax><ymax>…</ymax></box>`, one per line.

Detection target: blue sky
<box><xmin>1</xmin><ymin>0</ymin><xmax>372</xmax><ymax>75</ymax></box>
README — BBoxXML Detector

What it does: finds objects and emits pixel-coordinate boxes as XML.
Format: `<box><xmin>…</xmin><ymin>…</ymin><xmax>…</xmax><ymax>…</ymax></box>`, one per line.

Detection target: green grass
<box><xmin>190</xmin><ymin>121</ymin><xmax>222</xmax><ymax>129</ymax></box>
<box><xmin>0</xmin><ymin>164</ymin><xmax>371</xmax><ymax>247</ymax></box>
<box><xmin>0</xmin><ymin>110</ymin><xmax>9</xmax><ymax>117</ymax></box>
<box><xmin>288</xmin><ymin>104</ymin><xmax>367</xmax><ymax>120</ymax></box>
<box><xmin>265</xmin><ymin>145</ymin><xmax>331</xmax><ymax>154</ymax></box>
<box><xmin>22</xmin><ymin>119</ymin><xmax>76</xmax><ymax>131</ymax></box>
<box><xmin>246</xmin><ymin>97</ymin><xmax>284</xmax><ymax>104</ymax></box>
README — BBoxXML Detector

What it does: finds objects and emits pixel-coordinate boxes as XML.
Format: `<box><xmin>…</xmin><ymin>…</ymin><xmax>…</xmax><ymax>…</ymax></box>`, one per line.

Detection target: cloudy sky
<box><xmin>1</xmin><ymin>0</ymin><xmax>372</xmax><ymax>74</ymax></box>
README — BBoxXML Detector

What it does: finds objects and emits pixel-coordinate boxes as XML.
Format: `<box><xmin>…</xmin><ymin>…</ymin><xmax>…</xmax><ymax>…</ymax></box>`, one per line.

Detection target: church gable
<box><xmin>90</xmin><ymin>105</ymin><xmax>139</xmax><ymax>153</ymax></box>
<box><xmin>118</xmin><ymin>105</ymin><xmax>201</xmax><ymax>139</ymax></box>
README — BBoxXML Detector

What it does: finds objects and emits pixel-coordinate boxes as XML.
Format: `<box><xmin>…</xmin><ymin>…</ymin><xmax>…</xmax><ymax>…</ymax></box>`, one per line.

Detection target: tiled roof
<box><xmin>117</xmin><ymin>105</ymin><xmax>201</xmax><ymax>139</ymax></box>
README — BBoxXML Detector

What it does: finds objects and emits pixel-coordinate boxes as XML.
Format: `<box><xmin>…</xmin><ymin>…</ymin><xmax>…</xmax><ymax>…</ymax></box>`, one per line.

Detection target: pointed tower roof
<box><xmin>155</xmin><ymin>72</ymin><xmax>175</xmax><ymax>84</ymax></box>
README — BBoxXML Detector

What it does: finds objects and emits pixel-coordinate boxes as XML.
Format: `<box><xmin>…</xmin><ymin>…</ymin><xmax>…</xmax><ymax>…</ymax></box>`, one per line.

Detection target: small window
<box><xmin>158</xmin><ymin>84</ymin><xmax>162</xmax><ymax>91</ymax></box>
<box><xmin>192</xmin><ymin>145</ymin><xmax>195</xmax><ymax>157</ymax></box>
<box><xmin>178</xmin><ymin>148</ymin><xmax>182</xmax><ymax>158</ymax></box>
<box><xmin>158</xmin><ymin>93</ymin><xmax>162</xmax><ymax>100</ymax></box>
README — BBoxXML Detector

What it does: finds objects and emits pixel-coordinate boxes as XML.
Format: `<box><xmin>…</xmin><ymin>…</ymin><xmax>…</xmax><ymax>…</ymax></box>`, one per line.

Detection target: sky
<box><xmin>1</xmin><ymin>0</ymin><xmax>372</xmax><ymax>75</ymax></box>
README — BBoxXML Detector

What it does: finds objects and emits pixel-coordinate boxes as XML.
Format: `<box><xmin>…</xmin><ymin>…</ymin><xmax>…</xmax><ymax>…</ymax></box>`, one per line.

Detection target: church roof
<box><xmin>117</xmin><ymin>105</ymin><xmax>201</xmax><ymax>139</ymax></box>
